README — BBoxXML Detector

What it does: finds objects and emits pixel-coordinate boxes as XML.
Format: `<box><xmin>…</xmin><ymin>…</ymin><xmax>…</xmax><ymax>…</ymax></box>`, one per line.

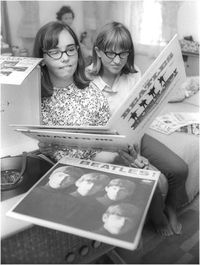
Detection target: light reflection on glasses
<box><xmin>103</xmin><ymin>50</ymin><xmax>130</xmax><ymax>60</ymax></box>
<box><xmin>43</xmin><ymin>44</ymin><xmax>78</xmax><ymax>60</ymax></box>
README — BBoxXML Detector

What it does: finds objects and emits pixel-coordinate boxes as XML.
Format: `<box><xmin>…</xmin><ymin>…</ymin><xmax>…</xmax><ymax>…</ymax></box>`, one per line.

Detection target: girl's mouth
<box><xmin>59</xmin><ymin>65</ymin><xmax>71</xmax><ymax>69</ymax></box>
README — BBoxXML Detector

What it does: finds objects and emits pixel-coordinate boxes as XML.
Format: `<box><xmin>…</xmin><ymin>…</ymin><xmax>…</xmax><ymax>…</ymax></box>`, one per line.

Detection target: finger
<box><xmin>130</xmin><ymin>162</ymin><xmax>139</xmax><ymax>168</ymax></box>
<box><xmin>128</xmin><ymin>146</ymin><xmax>138</xmax><ymax>159</ymax></box>
<box><xmin>133</xmin><ymin>143</ymin><xmax>140</xmax><ymax>153</ymax></box>
<box><xmin>118</xmin><ymin>150</ymin><xmax>133</xmax><ymax>163</ymax></box>
<box><xmin>118</xmin><ymin>156</ymin><xmax>131</xmax><ymax>167</ymax></box>
<box><xmin>120</xmin><ymin>145</ymin><xmax>130</xmax><ymax>153</ymax></box>
<box><xmin>134</xmin><ymin>159</ymin><xmax>145</xmax><ymax>168</ymax></box>
<box><xmin>137</xmin><ymin>155</ymin><xmax>149</xmax><ymax>166</ymax></box>
<box><xmin>141</xmin><ymin>156</ymin><xmax>149</xmax><ymax>165</ymax></box>
<box><xmin>38</xmin><ymin>141</ymin><xmax>45</xmax><ymax>148</ymax></box>
<box><xmin>38</xmin><ymin>142</ymin><xmax>52</xmax><ymax>148</ymax></box>
<box><xmin>39</xmin><ymin>146</ymin><xmax>52</xmax><ymax>152</ymax></box>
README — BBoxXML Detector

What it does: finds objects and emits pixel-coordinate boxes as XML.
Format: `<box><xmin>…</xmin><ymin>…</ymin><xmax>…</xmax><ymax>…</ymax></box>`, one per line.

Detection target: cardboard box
<box><xmin>1</xmin><ymin>65</ymin><xmax>41</xmax><ymax>157</ymax></box>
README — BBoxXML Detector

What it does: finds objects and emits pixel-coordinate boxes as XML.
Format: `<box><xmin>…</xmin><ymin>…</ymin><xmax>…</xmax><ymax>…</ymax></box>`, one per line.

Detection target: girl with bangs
<box><xmin>87</xmin><ymin>21</ymin><xmax>141</xmax><ymax>114</ymax></box>
<box><xmin>33</xmin><ymin>21</ymin><xmax>110</xmax><ymax>162</ymax></box>
<box><xmin>88</xmin><ymin>22</ymin><xmax>188</xmax><ymax>237</ymax></box>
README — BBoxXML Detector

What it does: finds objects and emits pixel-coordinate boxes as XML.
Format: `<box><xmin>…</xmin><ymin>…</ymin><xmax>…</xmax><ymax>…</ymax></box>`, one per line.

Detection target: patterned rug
<box><xmin>96</xmin><ymin>195</ymin><xmax>199</xmax><ymax>264</ymax></box>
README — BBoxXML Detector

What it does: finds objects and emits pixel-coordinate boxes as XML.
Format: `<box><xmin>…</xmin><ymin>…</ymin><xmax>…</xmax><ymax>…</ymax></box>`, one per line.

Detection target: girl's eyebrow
<box><xmin>54</xmin><ymin>43</ymin><xmax>76</xmax><ymax>49</ymax></box>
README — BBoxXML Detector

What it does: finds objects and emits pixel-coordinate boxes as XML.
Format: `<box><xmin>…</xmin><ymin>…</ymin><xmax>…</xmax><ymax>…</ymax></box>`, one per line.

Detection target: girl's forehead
<box><xmin>58</xmin><ymin>30</ymin><xmax>75</xmax><ymax>45</ymax></box>
<box><xmin>44</xmin><ymin>29</ymin><xmax>74</xmax><ymax>49</ymax></box>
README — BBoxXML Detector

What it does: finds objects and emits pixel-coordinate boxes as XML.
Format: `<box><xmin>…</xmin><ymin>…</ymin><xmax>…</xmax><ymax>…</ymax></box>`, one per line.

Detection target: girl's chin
<box><xmin>109</xmin><ymin>68</ymin><xmax>122</xmax><ymax>75</ymax></box>
<box><xmin>57</xmin><ymin>67</ymin><xmax>75</xmax><ymax>75</ymax></box>
<box><xmin>56</xmin><ymin>72</ymin><xmax>74</xmax><ymax>79</ymax></box>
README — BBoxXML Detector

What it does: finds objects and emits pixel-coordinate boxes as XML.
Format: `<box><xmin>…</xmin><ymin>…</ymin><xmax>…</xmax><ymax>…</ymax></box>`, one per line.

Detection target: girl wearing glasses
<box><xmin>87</xmin><ymin>21</ymin><xmax>141</xmax><ymax>114</ymax></box>
<box><xmin>33</xmin><ymin>21</ymin><xmax>110</xmax><ymax>162</ymax></box>
<box><xmin>88</xmin><ymin>22</ymin><xmax>188</xmax><ymax>237</ymax></box>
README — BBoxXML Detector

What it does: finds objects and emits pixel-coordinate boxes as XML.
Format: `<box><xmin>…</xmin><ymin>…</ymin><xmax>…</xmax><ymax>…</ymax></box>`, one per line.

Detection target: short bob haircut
<box><xmin>56</xmin><ymin>6</ymin><xmax>75</xmax><ymax>21</ymax></box>
<box><xmin>33</xmin><ymin>21</ymin><xmax>89</xmax><ymax>97</ymax></box>
<box><xmin>90</xmin><ymin>21</ymin><xmax>137</xmax><ymax>76</ymax></box>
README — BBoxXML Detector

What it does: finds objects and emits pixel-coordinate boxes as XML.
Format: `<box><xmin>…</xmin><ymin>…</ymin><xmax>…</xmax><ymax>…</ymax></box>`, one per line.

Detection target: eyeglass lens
<box><xmin>104</xmin><ymin>51</ymin><xmax>129</xmax><ymax>59</ymax></box>
<box><xmin>45</xmin><ymin>45</ymin><xmax>77</xmax><ymax>59</ymax></box>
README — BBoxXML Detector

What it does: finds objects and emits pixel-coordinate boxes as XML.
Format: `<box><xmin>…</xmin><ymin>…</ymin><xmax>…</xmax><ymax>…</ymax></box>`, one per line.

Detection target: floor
<box><xmin>95</xmin><ymin>195</ymin><xmax>199</xmax><ymax>264</ymax></box>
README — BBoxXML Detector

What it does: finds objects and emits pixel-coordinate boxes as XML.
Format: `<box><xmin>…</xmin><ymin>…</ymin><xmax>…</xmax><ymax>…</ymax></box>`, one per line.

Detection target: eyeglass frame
<box><xmin>43</xmin><ymin>44</ymin><xmax>79</xmax><ymax>60</ymax></box>
<box><xmin>103</xmin><ymin>50</ymin><xmax>130</xmax><ymax>60</ymax></box>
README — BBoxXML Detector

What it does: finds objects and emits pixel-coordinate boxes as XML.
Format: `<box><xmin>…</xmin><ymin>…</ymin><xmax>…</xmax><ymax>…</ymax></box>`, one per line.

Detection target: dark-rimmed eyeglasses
<box><xmin>104</xmin><ymin>50</ymin><xmax>130</xmax><ymax>60</ymax></box>
<box><xmin>43</xmin><ymin>44</ymin><xmax>78</xmax><ymax>60</ymax></box>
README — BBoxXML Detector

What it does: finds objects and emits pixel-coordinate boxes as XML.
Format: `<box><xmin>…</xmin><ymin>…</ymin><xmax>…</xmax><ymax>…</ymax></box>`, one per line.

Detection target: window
<box><xmin>140</xmin><ymin>0</ymin><xmax>163</xmax><ymax>45</ymax></box>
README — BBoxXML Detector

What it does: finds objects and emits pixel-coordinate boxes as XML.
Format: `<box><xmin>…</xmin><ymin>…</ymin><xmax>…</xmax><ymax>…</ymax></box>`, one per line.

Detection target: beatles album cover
<box><xmin>8</xmin><ymin>157</ymin><xmax>159</xmax><ymax>250</ymax></box>
<box><xmin>0</xmin><ymin>56</ymin><xmax>42</xmax><ymax>85</ymax></box>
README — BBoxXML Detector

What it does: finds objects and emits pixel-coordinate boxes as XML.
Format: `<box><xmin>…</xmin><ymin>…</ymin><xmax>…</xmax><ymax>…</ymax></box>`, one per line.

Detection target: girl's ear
<box><xmin>95</xmin><ymin>46</ymin><xmax>101</xmax><ymax>58</ymax></box>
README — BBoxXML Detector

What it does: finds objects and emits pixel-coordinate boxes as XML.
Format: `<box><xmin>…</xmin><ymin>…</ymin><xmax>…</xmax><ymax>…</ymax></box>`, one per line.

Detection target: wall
<box><xmin>5</xmin><ymin>0</ymin><xmax>200</xmax><ymax>67</ymax></box>
<box><xmin>177</xmin><ymin>0</ymin><xmax>200</xmax><ymax>42</ymax></box>
<box><xmin>6</xmin><ymin>1</ymin><xmax>22</xmax><ymax>48</ymax></box>
<box><xmin>6</xmin><ymin>1</ymin><xmax>84</xmax><ymax>55</ymax></box>
<box><xmin>38</xmin><ymin>1</ymin><xmax>84</xmax><ymax>36</ymax></box>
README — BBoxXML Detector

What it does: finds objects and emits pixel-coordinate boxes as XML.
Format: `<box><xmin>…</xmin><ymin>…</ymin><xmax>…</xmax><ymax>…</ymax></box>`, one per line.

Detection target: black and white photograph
<box><xmin>7</xmin><ymin>157</ymin><xmax>159</xmax><ymax>249</ymax></box>
<box><xmin>1</xmin><ymin>0</ymin><xmax>199</xmax><ymax>264</ymax></box>
<box><xmin>8</xmin><ymin>157</ymin><xmax>159</xmax><ymax>250</ymax></box>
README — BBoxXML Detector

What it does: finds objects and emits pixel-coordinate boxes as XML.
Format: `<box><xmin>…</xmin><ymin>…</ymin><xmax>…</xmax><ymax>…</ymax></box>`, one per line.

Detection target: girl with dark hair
<box><xmin>33</xmin><ymin>21</ymin><xmax>110</xmax><ymax>161</ymax></box>
<box><xmin>33</xmin><ymin>21</ymin><xmax>88</xmax><ymax>97</ymax></box>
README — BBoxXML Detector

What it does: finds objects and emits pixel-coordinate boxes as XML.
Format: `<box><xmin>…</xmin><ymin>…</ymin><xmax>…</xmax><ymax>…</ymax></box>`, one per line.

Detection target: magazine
<box><xmin>11</xmin><ymin>34</ymin><xmax>186</xmax><ymax>151</ymax></box>
<box><xmin>150</xmin><ymin>112</ymin><xmax>200</xmax><ymax>135</ymax></box>
<box><xmin>176</xmin><ymin>123</ymin><xmax>200</xmax><ymax>136</ymax></box>
<box><xmin>0</xmin><ymin>56</ymin><xmax>42</xmax><ymax>85</ymax></box>
<box><xmin>7</xmin><ymin>157</ymin><xmax>159</xmax><ymax>250</ymax></box>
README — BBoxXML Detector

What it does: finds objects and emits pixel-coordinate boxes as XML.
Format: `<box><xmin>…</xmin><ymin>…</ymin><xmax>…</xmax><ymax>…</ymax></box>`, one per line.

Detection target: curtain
<box><xmin>124</xmin><ymin>0</ymin><xmax>182</xmax><ymax>45</ymax></box>
<box><xmin>82</xmin><ymin>1</ymin><xmax>127</xmax><ymax>44</ymax></box>
<box><xmin>161</xmin><ymin>1</ymin><xmax>182</xmax><ymax>42</ymax></box>
<box><xmin>16</xmin><ymin>1</ymin><xmax>40</xmax><ymax>56</ymax></box>
<box><xmin>1</xmin><ymin>1</ymin><xmax>11</xmax><ymax>46</ymax></box>
<box><xmin>17</xmin><ymin>1</ymin><xmax>40</xmax><ymax>38</ymax></box>
<box><xmin>82</xmin><ymin>1</ymin><xmax>182</xmax><ymax>46</ymax></box>
<box><xmin>83</xmin><ymin>1</ymin><xmax>126</xmax><ymax>31</ymax></box>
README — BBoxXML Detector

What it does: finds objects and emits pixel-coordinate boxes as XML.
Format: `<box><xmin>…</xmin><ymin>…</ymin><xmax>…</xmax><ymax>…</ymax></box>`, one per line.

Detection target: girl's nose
<box><xmin>113</xmin><ymin>55</ymin><xmax>121</xmax><ymax>63</ymax></box>
<box><xmin>61</xmin><ymin>51</ymin><xmax>70</xmax><ymax>61</ymax></box>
